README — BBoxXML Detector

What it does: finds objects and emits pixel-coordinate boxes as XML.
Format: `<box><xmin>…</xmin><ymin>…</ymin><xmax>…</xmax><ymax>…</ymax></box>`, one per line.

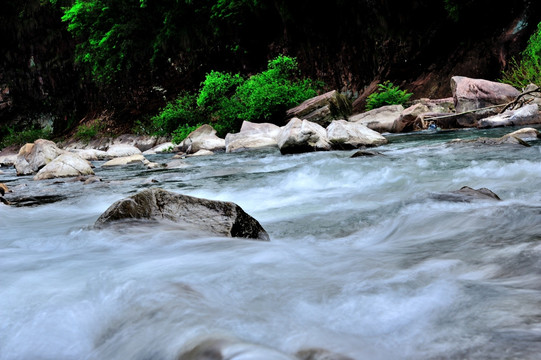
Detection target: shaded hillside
<box><xmin>1</xmin><ymin>0</ymin><xmax>540</xmax><ymax>135</ymax></box>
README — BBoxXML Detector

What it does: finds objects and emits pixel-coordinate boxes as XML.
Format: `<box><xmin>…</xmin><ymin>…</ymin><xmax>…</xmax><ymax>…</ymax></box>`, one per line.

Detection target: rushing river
<box><xmin>1</xmin><ymin>126</ymin><xmax>541</xmax><ymax>359</ymax></box>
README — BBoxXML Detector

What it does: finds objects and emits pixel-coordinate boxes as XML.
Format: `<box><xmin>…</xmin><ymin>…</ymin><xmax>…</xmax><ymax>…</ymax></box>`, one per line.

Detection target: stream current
<box><xmin>1</xmin><ymin>127</ymin><xmax>541</xmax><ymax>359</ymax></box>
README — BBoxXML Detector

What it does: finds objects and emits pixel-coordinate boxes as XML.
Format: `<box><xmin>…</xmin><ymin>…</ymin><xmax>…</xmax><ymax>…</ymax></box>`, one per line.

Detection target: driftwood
<box><xmin>424</xmin><ymin>86</ymin><xmax>541</xmax><ymax>122</ymax></box>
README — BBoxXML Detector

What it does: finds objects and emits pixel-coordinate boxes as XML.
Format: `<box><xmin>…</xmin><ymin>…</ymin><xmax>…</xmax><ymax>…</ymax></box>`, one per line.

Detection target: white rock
<box><xmin>33</xmin><ymin>153</ymin><xmax>94</xmax><ymax>180</ymax></box>
<box><xmin>327</xmin><ymin>120</ymin><xmax>387</xmax><ymax>149</ymax></box>
<box><xmin>348</xmin><ymin>104</ymin><xmax>404</xmax><ymax>133</ymax></box>
<box><xmin>102</xmin><ymin>154</ymin><xmax>145</xmax><ymax>167</ymax></box>
<box><xmin>106</xmin><ymin>144</ymin><xmax>142</xmax><ymax>157</ymax></box>
<box><xmin>277</xmin><ymin>118</ymin><xmax>331</xmax><ymax>154</ymax></box>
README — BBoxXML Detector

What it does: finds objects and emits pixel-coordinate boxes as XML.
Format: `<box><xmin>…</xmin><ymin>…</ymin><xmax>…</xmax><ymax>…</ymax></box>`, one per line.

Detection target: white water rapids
<box><xmin>1</xmin><ymin>127</ymin><xmax>541</xmax><ymax>359</ymax></box>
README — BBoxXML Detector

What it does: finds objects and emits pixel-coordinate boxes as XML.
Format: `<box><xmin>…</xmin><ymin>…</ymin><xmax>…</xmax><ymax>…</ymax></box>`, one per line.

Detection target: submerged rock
<box><xmin>95</xmin><ymin>188</ymin><xmax>270</xmax><ymax>240</ymax></box>
<box><xmin>296</xmin><ymin>348</ymin><xmax>354</xmax><ymax>360</ymax></box>
<box><xmin>430</xmin><ymin>186</ymin><xmax>501</xmax><ymax>202</ymax></box>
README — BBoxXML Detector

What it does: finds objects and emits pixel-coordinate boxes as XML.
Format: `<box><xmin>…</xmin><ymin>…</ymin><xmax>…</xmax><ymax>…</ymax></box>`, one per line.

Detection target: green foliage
<box><xmin>74</xmin><ymin>120</ymin><xmax>105</xmax><ymax>142</ymax></box>
<box><xmin>501</xmin><ymin>22</ymin><xmax>541</xmax><ymax>88</ymax></box>
<box><xmin>0</xmin><ymin>126</ymin><xmax>53</xmax><ymax>149</ymax></box>
<box><xmin>151</xmin><ymin>55</ymin><xmax>320</xmax><ymax>141</ymax></box>
<box><xmin>443</xmin><ymin>0</ymin><xmax>459</xmax><ymax>22</ymax></box>
<box><xmin>172</xmin><ymin>123</ymin><xmax>203</xmax><ymax>144</ymax></box>
<box><xmin>151</xmin><ymin>92</ymin><xmax>204</xmax><ymax>136</ymax></box>
<box><xmin>366</xmin><ymin>81</ymin><xmax>412</xmax><ymax>110</ymax></box>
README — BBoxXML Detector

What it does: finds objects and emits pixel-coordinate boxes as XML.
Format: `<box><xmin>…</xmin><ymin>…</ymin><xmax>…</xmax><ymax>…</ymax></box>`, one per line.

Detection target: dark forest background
<box><xmin>1</xmin><ymin>0</ymin><xmax>540</xmax><ymax>139</ymax></box>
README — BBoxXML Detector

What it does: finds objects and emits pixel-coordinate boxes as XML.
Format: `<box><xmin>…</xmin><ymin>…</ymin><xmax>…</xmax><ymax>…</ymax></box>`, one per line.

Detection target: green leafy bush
<box><xmin>151</xmin><ymin>92</ymin><xmax>204</xmax><ymax>136</ymax></box>
<box><xmin>0</xmin><ymin>126</ymin><xmax>53</xmax><ymax>149</ymax></box>
<box><xmin>501</xmin><ymin>22</ymin><xmax>541</xmax><ymax>88</ymax></box>
<box><xmin>366</xmin><ymin>81</ymin><xmax>413</xmax><ymax>110</ymax></box>
<box><xmin>172</xmin><ymin>123</ymin><xmax>203</xmax><ymax>144</ymax></box>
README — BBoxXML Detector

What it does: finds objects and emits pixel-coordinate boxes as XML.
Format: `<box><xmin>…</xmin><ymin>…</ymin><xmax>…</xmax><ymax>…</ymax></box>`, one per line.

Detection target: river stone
<box><xmin>296</xmin><ymin>348</ymin><xmax>354</xmax><ymax>360</ymax></box>
<box><xmin>143</xmin><ymin>142</ymin><xmax>175</xmax><ymax>155</ymax></box>
<box><xmin>0</xmin><ymin>183</ymin><xmax>8</xmax><ymax>196</ymax></box>
<box><xmin>277</xmin><ymin>118</ymin><xmax>331</xmax><ymax>154</ymax></box>
<box><xmin>70</xmin><ymin>148</ymin><xmax>110</xmax><ymax>161</ymax></box>
<box><xmin>225</xmin><ymin>121</ymin><xmax>280</xmax><ymax>153</ymax></box>
<box><xmin>348</xmin><ymin>104</ymin><xmax>404</xmax><ymax>133</ymax></box>
<box><xmin>33</xmin><ymin>153</ymin><xmax>95</xmax><ymax>180</ymax></box>
<box><xmin>451</xmin><ymin>76</ymin><xmax>520</xmax><ymax>113</ymax></box>
<box><xmin>391</xmin><ymin>103</ymin><xmax>430</xmax><ymax>133</ymax></box>
<box><xmin>106</xmin><ymin>144</ymin><xmax>142</xmax><ymax>157</ymax></box>
<box><xmin>477</xmin><ymin>104</ymin><xmax>541</xmax><ymax>128</ymax></box>
<box><xmin>430</xmin><ymin>186</ymin><xmax>501</xmax><ymax>202</ymax></box>
<box><xmin>177</xmin><ymin>124</ymin><xmax>226</xmax><ymax>154</ymax></box>
<box><xmin>102</xmin><ymin>154</ymin><xmax>146</xmax><ymax>167</ymax></box>
<box><xmin>503</xmin><ymin>127</ymin><xmax>541</xmax><ymax>140</ymax></box>
<box><xmin>15</xmin><ymin>139</ymin><xmax>65</xmax><ymax>176</ymax></box>
<box><xmin>326</xmin><ymin>120</ymin><xmax>387</xmax><ymax>149</ymax></box>
<box><xmin>95</xmin><ymin>188</ymin><xmax>270</xmax><ymax>240</ymax></box>
<box><xmin>179</xmin><ymin>337</ymin><xmax>295</xmax><ymax>360</ymax></box>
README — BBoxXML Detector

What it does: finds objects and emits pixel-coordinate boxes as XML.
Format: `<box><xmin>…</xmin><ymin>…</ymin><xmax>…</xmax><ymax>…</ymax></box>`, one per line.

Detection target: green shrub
<box><xmin>151</xmin><ymin>92</ymin><xmax>204</xmax><ymax>136</ymax></box>
<box><xmin>0</xmin><ymin>126</ymin><xmax>53</xmax><ymax>148</ymax></box>
<box><xmin>366</xmin><ymin>81</ymin><xmax>412</xmax><ymax>110</ymax></box>
<box><xmin>171</xmin><ymin>123</ymin><xmax>202</xmax><ymax>144</ymax></box>
<box><xmin>501</xmin><ymin>22</ymin><xmax>541</xmax><ymax>88</ymax></box>
<box><xmin>74</xmin><ymin>120</ymin><xmax>105</xmax><ymax>142</ymax></box>
<box><xmin>197</xmin><ymin>71</ymin><xmax>243</xmax><ymax>110</ymax></box>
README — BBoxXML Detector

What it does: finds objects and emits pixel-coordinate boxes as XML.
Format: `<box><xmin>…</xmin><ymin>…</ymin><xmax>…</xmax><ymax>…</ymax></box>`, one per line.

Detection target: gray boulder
<box><xmin>15</xmin><ymin>139</ymin><xmax>64</xmax><ymax>176</ymax></box>
<box><xmin>34</xmin><ymin>153</ymin><xmax>95</xmax><ymax>180</ymax></box>
<box><xmin>106</xmin><ymin>144</ymin><xmax>142</xmax><ymax>157</ymax></box>
<box><xmin>503</xmin><ymin>127</ymin><xmax>541</xmax><ymax>140</ymax></box>
<box><xmin>348</xmin><ymin>104</ymin><xmax>404</xmax><ymax>133</ymax></box>
<box><xmin>326</xmin><ymin>120</ymin><xmax>387</xmax><ymax>149</ymax></box>
<box><xmin>391</xmin><ymin>103</ymin><xmax>430</xmax><ymax>133</ymax></box>
<box><xmin>451</xmin><ymin>76</ymin><xmax>520</xmax><ymax>126</ymax></box>
<box><xmin>177</xmin><ymin>124</ymin><xmax>226</xmax><ymax>154</ymax></box>
<box><xmin>286</xmin><ymin>90</ymin><xmax>352</xmax><ymax>127</ymax></box>
<box><xmin>277</xmin><ymin>118</ymin><xmax>331</xmax><ymax>154</ymax></box>
<box><xmin>95</xmin><ymin>188</ymin><xmax>270</xmax><ymax>241</ymax></box>
<box><xmin>225</xmin><ymin>121</ymin><xmax>280</xmax><ymax>153</ymax></box>
<box><xmin>101</xmin><ymin>154</ymin><xmax>146</xmax><ymax>167</ymax></box>
<box><xmin>477</xmin><ymin>104</ymin><xmax>541</xmax><ymax>128</ymax></box>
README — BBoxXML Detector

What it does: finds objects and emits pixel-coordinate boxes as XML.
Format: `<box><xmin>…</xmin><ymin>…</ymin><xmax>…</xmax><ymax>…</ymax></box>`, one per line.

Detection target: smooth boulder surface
<box><xmin>348</xmin><ymin>104</ymin><xmax>404</xmax><ymax>133</ymax></box>
<box><xmin>477</xmin><ymin>104</ymin><xmax>541</xmax><ymax>128</ymax></box>
<box><xmin>176</xmin><ymin>124</ymin><xmax>226</xmax><ymax>154</ymax></box>
<box><xmin>503</xmin><ymin>127</ymin><xmax>541</xmax><ymax>140</ymax></box>
<box><xmin>277</xmin><ymin>118</ymin><xmax>331</xmax><ymax>154</ymax></box>
<box><xmin>225</xmin><ymin>121</ymin><xmax>280</xmax><ymax>153</ymax></box>
<box><xmin>326</xmin><ymin>120</ymin><xmax>387</xmax><ymax>149</ymax></box>
<box><xmin>391</xmin><ymin>103</ymin><xmax>430</xmax><ymax>133</ymax></box>
<box><xmin>106</xmin><ymin>144</ymin><xmax>142</xmax><ymax>157</ymax></box>
<box><xmin>286</xmin><ymin>90</ymin><xmax>352</xmax><ymax>127</ymax></box>
<box><xmin>95</xmin><ymin>188</ymin><xmax>270</xmax><ymax>241</ymax></box>
<box><xmin>430</xmin><ymin>186</ymin><xmax>501</xmax><ymax>202</ymax></box>
<box><xmin>15</xmin><ymin>139</ymin><xmax>64</xmax><ymax>176</ymax></box>
<box><xmin>101</xmin><ymin>154</ymin><xmax>146</xmax><ymax>167</ymax></box>
<box><xmin>33</xmin><ymin>153</ymin><xmax>95</xmax><ymax>180</ymax></box>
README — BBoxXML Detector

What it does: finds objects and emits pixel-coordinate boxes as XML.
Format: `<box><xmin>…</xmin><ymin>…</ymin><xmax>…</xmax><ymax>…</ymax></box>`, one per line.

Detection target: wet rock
<box><xmin>111</xmin><ymin>134</ymin><xmax>167</xmax><ymax>152</ymax></box>
<box><xmin>277</xmin><ymin>118</ymin><xmax>331</xmax><ymax>154</ymax></box>
<box><xmin>391</xmin><ymin>103</ymin><xmax>430</xmax><ymax>133</ymax></box>
<box><xmin>166</xmin><ymin>159</ymin><xmax>190</xmax><ymax>169</ymax></box>
<box><xmin>179</xmin><ymin>336</ymin><xmax>295</xmax><ymax>360</ymax></box>
<box><xmin>348</xmin><ymin>104</ymin><xmax>404</xmax><ymax>133</ymax></box>
<box><xmin>33</xmin><ymin>153</ymin><xmax>95</xmax><ymax>180</ymax></box>
<box><xmin>102</xmin><ymin>154</ymin><xmax>146</xmax><ymax>167</ymax></box>
<box><xmin>0</xmin><ymin>183</ymin><xmax>9</xmax><ymax>204</ymax></box>
<box><xmin>177</xmin><ymin>124</ymin><xmax>226</xmax><ymax>154</ymax></box>
<box><xmin>15</xmin><ymin>139</ymin><xmax>64</xmax><ymax>176</ymax></box>
<box><xmin>350</xmin><ymin>150</ymin><xmax>384</xmax><ymax>158</ymax></box>
<box><xmin>286</xmin><ymin>90</ymin><xmax>352</xmax><ymax>127</ymax></box>
<box><xmin>326</xmin><ymin>120</ymin><xmax>387</xmax><ymax>149</ymax></box>
<box><xmin>0</xmin><ymin>146</ymin><xmax>18</xmax><ymax>167</ymax></box>
<box><xmin>504</xmin><ymin>127</ymin><xmax>541</xmax><ymax>140</ymax></box>
<box><xmin>477</xmin><ymin>104</ymin><xmax>541</xmax><ymax>128</ymax></box>
<box><xmin>187</xmin><ymin>149</ymin><xmax>215</xmax><ymax>157</ymax></box>
<box><xmin>296</xmin><ymin>348</ymin><xmax>354</xmax><ymax>360</ymax></box>
<box><xmin>450</xmin><ymin>134</ymin><xmax>530</xmax><ymax>147</ymax></box>
<box><xmin>225</xmin><ymin>121</ymin><xmax>280</xmax><ymax>153</ymax></box>
<box><xmin>95</xmin><ymin>188</ymin><xmax>270</xmax><ymax>241</ymax></box>
<box><xmin>430</xmin><ymin>186</ymin><xmax>501</xmax><ymax>202</ymax></box>
<box><xmin>106</xmin><ymin>144</ymin><xmax>142</xmax><ymax>158</ymax></box>
<box><xmin>83</xmin><ymin>176</ymin><xmax>102</xmax><ymax>185</ymax></box>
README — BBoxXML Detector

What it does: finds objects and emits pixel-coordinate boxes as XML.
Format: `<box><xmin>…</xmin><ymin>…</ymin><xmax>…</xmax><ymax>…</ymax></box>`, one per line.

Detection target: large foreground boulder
<box><xmin>225</xmin><ymin>121</ymin><xmax>280</xmax><ymax>153</ymax></box>
<box><xmin>326</xmin><ymin>120</ymin><xmax>387</xmax><ymax>149</ymax></box>
<box><xmin>277</xmin><ymin>118</ymin><xmax>331</xmax><ymax>154</ymax></box>
<box><xmin>33</xmin><ymin>153</ymin><xmax>94</xmax><ymax>180</ymax></box>
<box><xmin>177</xmin><ymin>124</ymin><xmax>226</xmax><ymax>154</ymax></box>
<box><xmin>95</xmin><ymin>188</ymin><xmax>270</xmax><ymax>241</ymax></box>
<box><xmin>348</xmin><ymin>104</ymin><xmax>404</xmax><ymax>133</ymax></box>
<box><xmin>15</xmin><ymin>139</ymin><xmax>64</xmax><ymax>176</ymax></box>
<box><xmin>286</xmin><ymin>90</ymin><xmax>352</xmax><ymax>127</ymax></box>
